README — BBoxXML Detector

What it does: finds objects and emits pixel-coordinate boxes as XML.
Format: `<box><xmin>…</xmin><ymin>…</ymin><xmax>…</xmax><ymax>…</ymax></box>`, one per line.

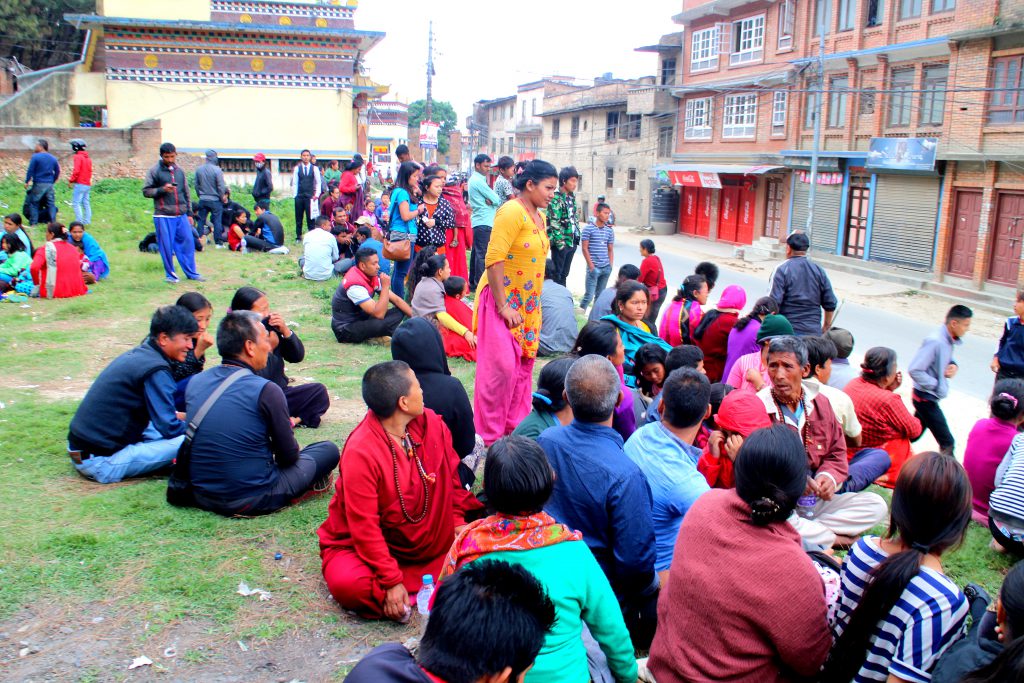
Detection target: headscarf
<box><xmin>716</xmin><ymin>284</ymin><xmax>747</xmax><ymax>313</ymax></box>
<box><xmin>716</xmin><ymin>391</ymin><xmax>771</xmax><ymax>437</ymax></box>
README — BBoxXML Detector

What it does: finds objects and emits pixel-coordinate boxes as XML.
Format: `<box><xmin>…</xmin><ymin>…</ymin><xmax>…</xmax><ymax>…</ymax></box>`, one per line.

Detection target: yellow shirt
<box><xmin>475</xmin><ymin>199</ymin><xmax>549</xmax><ymax>358</ymax></box>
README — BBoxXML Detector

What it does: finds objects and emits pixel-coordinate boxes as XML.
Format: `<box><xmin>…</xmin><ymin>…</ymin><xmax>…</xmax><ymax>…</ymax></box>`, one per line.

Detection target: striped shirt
<box><xmin>581</xmin><ymin>222</ymin><xmax>614</xmax><ymax>268</ymax></box>
<box><xmin>991</xmin><ymin>432</ymin><xmax>1024</xmax><ymax>526</ymax></box>
<box><xmin>833</xmin><ymin>537</ymin><xmax>968</xmax><ymax>682</ymax></box>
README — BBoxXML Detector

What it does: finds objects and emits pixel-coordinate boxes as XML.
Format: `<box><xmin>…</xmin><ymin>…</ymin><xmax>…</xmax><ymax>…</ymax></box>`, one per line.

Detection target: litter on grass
<box><xmin>128</xmin><ymin>655</ymin><xmax>153</xmax><ymax>669</ymax></box>
<box><xmin>237</xmin><ymin>580</ymin><xmax>272</xmax><ymax>601</ymax></box>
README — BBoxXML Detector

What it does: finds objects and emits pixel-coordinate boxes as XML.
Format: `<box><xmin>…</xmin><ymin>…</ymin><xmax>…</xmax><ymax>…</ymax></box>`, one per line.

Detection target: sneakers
<box><xmin>366</xmin><ymin>336</ymin><xmax>392</xmax><ymax>346</ymax></box>
<box><xmin>268</xmin><ymin>246</ymin><xmax>290</xmax><ymax>255</ymax></box>
<box><xmin>289</xmin><ymin>473</ymin><xmax>335</xmax><ymax>506</ymax></box>
<box><xmin>188</xmin><ymin>275</ymin><xmax>206</xmax><ymax>282</ymax></box>
<box><xmin>165</xmin><ymin>276</ymin><xmax>180</xmax><ymax>284</ymax></box>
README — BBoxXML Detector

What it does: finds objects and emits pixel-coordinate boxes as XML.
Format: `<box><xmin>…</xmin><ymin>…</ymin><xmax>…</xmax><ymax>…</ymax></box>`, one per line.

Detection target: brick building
<box><xmin>657</xmin><ymin>0</ymin><xmax>1024</xmax><ymax>291</ymax></box>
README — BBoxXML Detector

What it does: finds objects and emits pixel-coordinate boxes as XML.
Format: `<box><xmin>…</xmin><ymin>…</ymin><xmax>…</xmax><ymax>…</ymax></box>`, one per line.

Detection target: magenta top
<box><xmin>963</xmin><ymin>417</ymin><xmax>1019</xmax><ymax>523</ymax></box>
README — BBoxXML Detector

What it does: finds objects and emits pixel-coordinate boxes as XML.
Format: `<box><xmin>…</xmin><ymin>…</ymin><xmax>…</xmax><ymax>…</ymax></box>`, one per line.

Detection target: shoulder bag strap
<box><xmin>185</xmin><ymin>368</ymin><xmax>249</xmax><ymax>441</ymax></box>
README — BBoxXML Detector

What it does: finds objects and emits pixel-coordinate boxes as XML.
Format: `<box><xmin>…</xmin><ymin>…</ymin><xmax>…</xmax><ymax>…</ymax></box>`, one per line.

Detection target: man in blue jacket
<box><xmin>24</xmin><ymin>138</ymin><xmax>60</xmax><ymax>225</ymax></box>
<box><xmin>67</xmin><ymin>305</ymin><xmax>197</xmax><ymax>483</ymax></box>
<box><xmin>537</xmin><ymin>354</ymin><xmax>659</xmax><ymax>650</ymax></box>
<box><xmin>768</xmin><ymin>232</ymin><xmax>838</xmax><ymax>336</ymax></box>
<box><xmin>908</xmin><ymin>304</ymin><xmax>972</xmax><ymax>456</ymax></box>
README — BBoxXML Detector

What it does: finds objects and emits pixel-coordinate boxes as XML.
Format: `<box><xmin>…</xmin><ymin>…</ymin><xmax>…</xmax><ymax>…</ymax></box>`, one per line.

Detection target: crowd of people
<box><xmin>33</xmin><ymin>141</ymin><xmax>1024</xmax><ymax>683</ymax></box>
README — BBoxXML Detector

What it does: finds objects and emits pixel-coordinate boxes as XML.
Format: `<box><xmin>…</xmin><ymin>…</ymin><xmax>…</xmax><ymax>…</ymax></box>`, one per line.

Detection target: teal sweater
<box><xmin>471</xmin><ymin>541</ymin><xmax>638</xmax><ymax>683</ymax></box>
<box><xmin>0</xmin><ymin>250</ymin><xmax>29</xmax><ymax>277</ymax></box>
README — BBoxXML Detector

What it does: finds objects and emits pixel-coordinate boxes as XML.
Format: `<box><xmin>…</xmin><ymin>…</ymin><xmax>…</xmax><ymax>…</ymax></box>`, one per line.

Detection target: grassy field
<box><xmin>0</xmin><ymin>175</ymin><xmax>1018</xmax><ymax>680</ymax></box>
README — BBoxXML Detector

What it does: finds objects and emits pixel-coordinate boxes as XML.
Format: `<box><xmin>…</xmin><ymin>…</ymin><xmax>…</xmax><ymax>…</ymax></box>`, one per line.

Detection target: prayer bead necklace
<box><xmin>770</xmin><ymin>387</ymin><xmax>810</xmax><ymax>449</ymax></box>
<box><xmin>385</xmin><ymin>431</ymin><xmax>431</xmax><ymax>524</ymax></box>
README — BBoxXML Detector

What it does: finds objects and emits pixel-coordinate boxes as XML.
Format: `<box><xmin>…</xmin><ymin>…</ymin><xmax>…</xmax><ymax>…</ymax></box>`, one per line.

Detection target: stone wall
<box><xmin>0</xmin><ymin>119</ymin><xmax>165</xmax><ymax>180</ymax></box>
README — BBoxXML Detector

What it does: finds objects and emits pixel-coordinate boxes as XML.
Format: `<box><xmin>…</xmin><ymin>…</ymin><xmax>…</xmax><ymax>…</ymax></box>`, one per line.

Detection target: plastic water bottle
<box><xmin>796</xmin><ymin>494</ymin><xmax>818</xmax><ymax>519</ymax></box>
<box><xmin>416</xmin><ymin>575</ymin><xmax>435</xmax><ymax>616</ymax></box>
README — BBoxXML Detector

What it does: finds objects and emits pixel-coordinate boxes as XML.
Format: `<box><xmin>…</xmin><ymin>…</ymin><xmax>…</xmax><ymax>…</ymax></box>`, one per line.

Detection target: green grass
<box><xmin>0</xmin><ymin>174</ymin><xmax>1016</xmax><ymax>655</ymax></box>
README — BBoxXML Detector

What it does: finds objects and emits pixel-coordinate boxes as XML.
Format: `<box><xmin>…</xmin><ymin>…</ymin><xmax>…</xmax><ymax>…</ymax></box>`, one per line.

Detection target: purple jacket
<box><xmin>723</xmin><ymin>319</ymin><xmax>761</xmax><ymax>383</ymax></box>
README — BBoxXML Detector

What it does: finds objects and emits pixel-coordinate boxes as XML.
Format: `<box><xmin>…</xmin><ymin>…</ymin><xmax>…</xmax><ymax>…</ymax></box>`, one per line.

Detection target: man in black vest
<box><xmin>185</xmin><ymin>311</ymin><xmax>340</xmax><ymax>516</ymax></box>
<box><xmin>292</xmin><ymin>149</ymin><xmax>322</xmax><ymax>241</ymax></box>
<box><xmin>331</xmin><ymin>247</ymin><xmax>411</xmax><ymax>344</ymax></box>
<box><xmin>67</xmin><ymin>305</ymin><xmax>198</xmax><ymax>483</ymax></box>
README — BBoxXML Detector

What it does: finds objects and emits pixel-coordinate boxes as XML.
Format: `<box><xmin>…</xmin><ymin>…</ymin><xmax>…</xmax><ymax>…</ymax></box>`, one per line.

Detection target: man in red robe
<box><xmin>317</xmin><ymin>360</ymin><xmax>482</xmax><ymax>621</ymax></box>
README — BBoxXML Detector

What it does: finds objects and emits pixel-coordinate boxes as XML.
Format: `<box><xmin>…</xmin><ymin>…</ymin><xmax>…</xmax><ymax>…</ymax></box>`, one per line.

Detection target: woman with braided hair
<box><xmin>648</xmin><ymin>424</ymin><xmax>833</xmax><ymax>683</ymax></box>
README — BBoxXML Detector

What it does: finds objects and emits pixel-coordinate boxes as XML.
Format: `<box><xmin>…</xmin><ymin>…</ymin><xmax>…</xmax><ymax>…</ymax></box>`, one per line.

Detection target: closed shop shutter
<box><xmin>870</xmin><ymin>175</ymin><xmax>939</xmax><ymax>270</ymax></box>
<box><xmin>791</xmin><ymin>180</ymin><xmax>842</xmax><ymax>254</ymax></box>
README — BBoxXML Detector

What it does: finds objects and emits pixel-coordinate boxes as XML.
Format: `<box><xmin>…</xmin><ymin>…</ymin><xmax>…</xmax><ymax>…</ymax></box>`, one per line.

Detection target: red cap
<box><xmin>716</xmin><ymin>391</ymin><xmax>771</xmax><ymax>437</ymax></box>
<box><xmin>253</xmin><ymin>153</ymin><xmax>266</xmax><ymax>162</ymax></box>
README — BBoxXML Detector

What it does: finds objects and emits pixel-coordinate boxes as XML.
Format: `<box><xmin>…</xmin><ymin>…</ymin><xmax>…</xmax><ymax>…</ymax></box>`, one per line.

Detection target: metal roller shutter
<box><xmin>791</xmin><ymin>180</ymin><xmax>842</xmax><ymax>254</ymax></box>
<box><xmin>869</xmin><ymin>175</ymin><xmax>939</xmax><ymax>270</ymax></box>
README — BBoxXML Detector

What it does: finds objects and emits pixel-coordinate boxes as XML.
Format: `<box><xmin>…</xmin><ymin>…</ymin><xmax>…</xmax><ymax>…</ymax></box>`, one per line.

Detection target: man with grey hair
<box><xmin>538</xmin><ymin>355</ymin><xmax>659</xmax><ymax>650</ymax></box>
<box><xmin>757</xmin><ymin>336</ymin><xmax>887</xmax><ymax>549</ymax></box>
<box><xmin>176</xmin><ymin>310</ymin><xmax>340</xmax><ymax>516</ymax></box>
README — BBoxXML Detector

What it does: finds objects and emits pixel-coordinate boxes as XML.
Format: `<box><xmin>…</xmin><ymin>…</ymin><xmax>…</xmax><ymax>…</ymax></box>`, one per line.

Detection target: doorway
<box><xmin>844</xmin><ymin>175</ymin><xmax>870</xmax><ymax>258</ymax></box>
<box><xmin>989</xmin><ymin>192</ymin><xmax>1024</xmax><ymax>285</ymax></box>
<box><xmin>764</xmin><ymin>178</ymin><xmax>784</xmax><ymax>239</ymax></box>
<box><xmin>947</xmin><ymin>190</ymin><xmax>981</xmax><ymax>278</ymax></box>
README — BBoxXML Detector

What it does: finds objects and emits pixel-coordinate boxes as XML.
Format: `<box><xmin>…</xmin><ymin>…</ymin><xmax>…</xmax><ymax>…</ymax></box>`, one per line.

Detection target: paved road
<box><xmin>562</xmin><ymin>232</ymin><xmax>1002</xmax><ymax>454</ymax></box>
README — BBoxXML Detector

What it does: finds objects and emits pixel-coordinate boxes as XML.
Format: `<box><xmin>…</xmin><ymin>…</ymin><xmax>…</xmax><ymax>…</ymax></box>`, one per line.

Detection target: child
<box><xmin>67</xmin><ymin>220</ymin><xmax>109</xmax><ymax>280</ymax></box>
<box><xmin>227</xmin><ymin>208</ymin><xmax>248</xmax><ymax>252</ymax></box>
<box><xmin>639</xmin><ymin>239</ymin><xmax>667</xmax><ymax>330</ymax></box>
<box><xmin>633</xmin><ymin>343</ymin><xmax>667</xmax><ymax>400</ymax></box>
<box><xmin>409</xmin><ymin>248</ymin><xmax>477</xmax><ymax>357</ymax></box>
<box><xmin>992</xmin><ymin>291</ymin><xmax>1024</xmax><ymax>383</ymax></box>
<box><xmin>74</xmin><ymin>242</ymin><xmax>97</xmax><ymax>285</ymax></box>
<box><xmin>908</xmin><ymin>304</ymin><xmax>972</xmax><ymax>456</ymax></box>
<box><xmin>443</xmin><ymin>276</ymin><xmax>476</xmax><ymax>361</ymax></box>
<box><xmin>644</xmin><ymin>345</ymin><xmax>706</xmax><ymax>424</ymax></box>
<box><xmin>361</xmin><ymin>198</ymin><xmax>378</xmax><ymax>227</ymax></box>
<box><xmin>698</xmin><ymin>389</ymin><xmax>770</xmax><ymax>489</ymax></box>
<box><xmin>1</xmin><ymin>213</ymin><xmax>33</xmax><ymax>264</ymax></box>
<box><xmin>0</xmin><ymin>233</ymin><xmax>30</xmax><ymax>292</ymax></box>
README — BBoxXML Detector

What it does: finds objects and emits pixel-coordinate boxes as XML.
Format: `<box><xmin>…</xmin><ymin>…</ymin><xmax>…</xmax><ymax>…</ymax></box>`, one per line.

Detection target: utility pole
<box><xmin>805</xmin><ymin>5</ymin><xmax>827</xmax><ymax>241</ymax></box>
<box><xmin>425</xmin><ymin>21</ymin><xmax>434</xmax><ymax>164</ymax></box>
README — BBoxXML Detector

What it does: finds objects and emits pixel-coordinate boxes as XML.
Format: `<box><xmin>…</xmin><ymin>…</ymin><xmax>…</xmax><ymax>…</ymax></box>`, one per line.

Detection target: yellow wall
<box><xmin>69</xmin><ymin>73</ymin><xmax>106</xmax><ymax>106</ymax></box>
<box><xmin>105</xmin><ymin>82</ymin><xmax>357</xmax><ymax>155</ymax></box>
<box><xmin>98</xmin><ymin>0</ymin><xmax>210</xmax><ymax>21</ymax></box>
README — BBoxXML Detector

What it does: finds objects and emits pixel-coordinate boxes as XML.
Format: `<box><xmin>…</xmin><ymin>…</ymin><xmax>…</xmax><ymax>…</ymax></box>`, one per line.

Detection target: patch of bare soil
<box><xmin>0</xmin><ymin>602</ymin><xmax>416</xmax><ymax>682</ymax></box>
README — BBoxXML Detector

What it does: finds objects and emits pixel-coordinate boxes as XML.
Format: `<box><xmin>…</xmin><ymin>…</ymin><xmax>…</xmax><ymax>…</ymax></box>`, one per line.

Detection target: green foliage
<box><xmin>407</xmin><ymin>99</ymin><xmax>458</xmax><ymax>155</ymax></box>
<box><xmin>0</xmin><ymin>0</ymin><xmax>95</xmax><ymax>70</ymax></box>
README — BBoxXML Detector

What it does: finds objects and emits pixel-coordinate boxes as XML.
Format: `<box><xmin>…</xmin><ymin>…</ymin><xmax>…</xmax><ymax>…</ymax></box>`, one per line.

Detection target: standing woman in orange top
<box><xmin>473</xmin><ymin>160</ymin><xmax>557</xmax><ymax>444</ymax></box>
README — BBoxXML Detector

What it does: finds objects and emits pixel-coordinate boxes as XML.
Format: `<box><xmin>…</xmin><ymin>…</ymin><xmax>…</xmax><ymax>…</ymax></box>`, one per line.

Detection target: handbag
<box><xmin>167</xmin><ymin>368</ymin><xmax>249</xmax><ymax>507</ymax></box>
<box><xmin>383</xmin><ymin>232</ymin><xmax>411</xmax><ymax>261</ymax></box>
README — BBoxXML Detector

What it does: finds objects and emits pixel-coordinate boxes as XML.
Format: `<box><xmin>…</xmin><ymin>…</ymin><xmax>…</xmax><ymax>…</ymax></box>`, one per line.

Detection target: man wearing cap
<box><xmin>826</xmin><ymin>328</ymin><xmax>858</xmax><ymax>390</ymax></box>
<box><xmin>768</xmin><ymin>232</ymin><xmax>838</xmax><ymax>337</ymax></box>
<box><xmin>589</xmin><ymin>195</ymin><xmax>616</xmax><ymax>226</ymax></box>
<box><xmin>252</xmin><ymin>153</ymin><xmax>273</xmax><ymax>204</ymax></box>
<box><xmin>724</xmin><ymin>314</ymin><xmax>794</xmax><ymax>392</ymax></box>
<box><xmin>467</xmin><ymin>154</ymin><xmax>501</xmax><ymax>290</ymax></box>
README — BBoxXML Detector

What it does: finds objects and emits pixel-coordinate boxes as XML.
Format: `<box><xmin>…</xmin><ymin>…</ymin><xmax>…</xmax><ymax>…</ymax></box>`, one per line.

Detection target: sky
<box><xmin>353</xmin><ymin>0</ymin><xmax>682</xmax><ymax>128</ymax></box>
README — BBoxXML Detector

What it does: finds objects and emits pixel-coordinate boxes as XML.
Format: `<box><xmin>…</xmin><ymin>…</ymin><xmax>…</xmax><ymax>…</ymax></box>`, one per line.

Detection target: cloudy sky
<box><xmin>354</xmin><ymin>0</ymin><xmax>682</xmax><ymax>127</ymax></box>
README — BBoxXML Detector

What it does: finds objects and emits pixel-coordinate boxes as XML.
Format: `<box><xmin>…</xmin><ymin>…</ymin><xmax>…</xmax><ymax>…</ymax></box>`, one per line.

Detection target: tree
<box><xmin>0</xmin><ymin>0</ymin><xmax>94</xmax><ymax>70</ymax></box>
<box><xmin>407</xmin><ymin>99</ymin><xmax>457</xmax><ymax>156</ymax></box>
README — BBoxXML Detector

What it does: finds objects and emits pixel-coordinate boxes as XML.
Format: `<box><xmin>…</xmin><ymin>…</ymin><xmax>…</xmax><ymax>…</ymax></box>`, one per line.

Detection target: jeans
<box><xmin>72</xmin><ymin>183</ymin><xmax>92</xmax><ymax>224</ymax></box>
<box><xmin>838</xmin><ymin>448</ymin><xmax>892</xmax><ymax>493</ymax></box>
<box><xmin>913</xmin><ymin>396</ymin><xmax>955</xmax><ymax>455</ymax></box>
<box><xmin>196</xmin><ymin>199</ymin><xmax>224</xmax><ymax>242</ymax></box>
<box><xmin>71</xmin><ymin>424</ymin><xmax>184</xmax><ymax>484</ymax></box>
<box><xmin>550</xmin><ymin>243</ymin><xmax>577</xmax><ymax>286</ymax></box>
<box><xmin>581</xmin><ymin>263</ymin><xmax>612</xmax><ymax>310</ymax></box>
<box><xmin>469</xmin><ymin>226</ymin><xmax>492</xmax><ymax>290</ymax></box>
<box><xmin>26</xmin><ymin>182</ymin><xmax>55</xmax><ymax>224</ymax></box>
<box><xmin>392</xmin><ymin>255</ymin><xmax>412</xmax><ymax>299</ymax></box>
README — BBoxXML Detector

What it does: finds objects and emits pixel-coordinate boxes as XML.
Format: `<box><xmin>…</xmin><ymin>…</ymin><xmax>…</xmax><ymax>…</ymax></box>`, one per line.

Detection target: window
<box><xmin>657</xmin><ymin>126</ymin><xmax>674</xmax><ymax>157</ymax></box>
<box><xmin>660</xmin><ymin>58</ymin><xmax>677</xmax><ymax>86</ymax></box>
<box><xmin>838</xmin><ymin>0</ymin><xmax>856</xmax><ymax>30</ymax></box>
<box><xmin>219</xmin><ymin>158</ymin><xmax>255</xmax><ymax>172</ymax></box>
<box><xmin>932</xmin><ymin>0</ymin><xmax>954</xmax><ymax>12</ymax></box>
<box><xmin>499</xmin><ymin>138</ymin><xmax>504</xmax><ymax>154</ymax></box>
<box><xmin>491</xmin><ymin>109</ymin><xmax>496</xmax><ymax>122</ymax></box>
<box><xmin>532</xmin><ymin>98</ymin><xmax>537</xmax><ymax>115</ymax></box>
<box><xmin>552</xmin><ymin>118</ymin><xmax>560</xmax><ymax>139</ymax></box>
<box><xmin>606</xmin><ymin>111</ymin><xmax>621</xmax><ymax>141</ymax></box>
<box><xmin>989</xmin><ymin>55</ymin><xmax>1024</xmax><ymax>124</ymax></box>
<box><xmin>920</xmin><ymin>65</ymin><xmax>948</xmax><ymax>125</ymax></box>
<box><xmin>867</xmin><ymin>0</ymin><xmax>884</xmax><ymax>26</ymax></box>
<box><xmin>777</xmin><ymin>0</ymin><xmax>795</xmax><ymax>50</ymax></box>
<box><xmin>491</xmin><ymin>137</ymin><xmax>497</xmax><ymax>153</ymax></box>
<box><xmin>828</xmin><ymin>77</ymin><xmax>849</xmax><ymax>127</ymax></box>
<box><xmin>730</xmin><ymin>15</ymin><xmax>765</xmax><ymax>65</ymax></box>
<box><xmin>605</xmin><ymin>168</ymin><xmax>614</xmax><ymax>189</ymax></box>
<box><xmin>723</xmin><ymin>93</ymin><xmax>757</xmax><ymax>138</ymax></box>
<box><xmin>507</xmin><ymin>136</ymin><xmax>513</xmax><ymax>152</ymax></box>
<box><xmin>804</xmin><ymin>79</ymin><xmax>819</xmax><ymax>128</ymax></box>
<box><xmin>508</xmin><ymin>104</ymin><xmax>514</xmax><ymax>119</ymax></box>
<box><xmin>859</xmin><ymin>87</ymin><xmax>877</xmax><ymax>115</ymax></box>
<box><xmin>571</xmin><ymin>115</ymin><xmax>580</xmax><ymax>138</ymax></box>
<box><xmin>521</xmin><ymin>100</ymin><xmax>527</xmax><ymax>120</ymax></box>
<box><xmin>627</xmin><ymin>168</ymin><xmax>637</xmax><ymax>191</ymax></box>
<box><xmin>888</xmin><ymin>69</ymin><xmax>914</xmax><ymax>126</ymax></box>
<box><xmin>814</xmin><ymin>0</ymin><xmax>832</xmax><ymax>35</ymax></box>
<box><xmin>899</xmin><ymin>0</ymin><xmax>921</xmax><ymax>19</ymax></box>
<box><xmin>684</xmin><ymin>97</ymin><xmax>713</xmax><ymax>139</ymax></box>
<box><xmin>772</xmin><ymin>91</ymin><xmax>788</xmax><ymax>134</ymax></box>
<box><xmin>622</xmin><ymin>113</ymin><xmax>642</xmax><ymax>140</ymax></box>
<box><xmin>690</xmin><ymin>27</ymin><xmax>719</xmax><ymax>71</ymax></box>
